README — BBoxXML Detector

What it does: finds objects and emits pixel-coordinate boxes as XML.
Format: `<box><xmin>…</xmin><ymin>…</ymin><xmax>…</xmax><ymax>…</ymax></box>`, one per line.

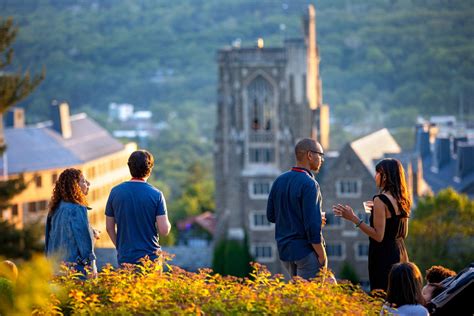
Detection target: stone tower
<box><xmin>214</xmin><ymin>5</ymin><xmax>329</xmax><ymax>273</ymax></box>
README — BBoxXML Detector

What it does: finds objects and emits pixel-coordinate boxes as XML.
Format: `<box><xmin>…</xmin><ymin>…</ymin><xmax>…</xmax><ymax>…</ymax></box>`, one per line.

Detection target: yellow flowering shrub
<box><xmin>3</xmin><ymin>254</ymin><xmax>384</xmax><ymax>315</ymax></box>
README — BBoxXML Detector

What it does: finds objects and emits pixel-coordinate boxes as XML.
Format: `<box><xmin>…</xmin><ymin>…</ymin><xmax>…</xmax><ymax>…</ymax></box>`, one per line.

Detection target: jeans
<box><xmin>281</xmin><ymin>251</ymin><xmax>323</xmax><ymax>280</ymax></box>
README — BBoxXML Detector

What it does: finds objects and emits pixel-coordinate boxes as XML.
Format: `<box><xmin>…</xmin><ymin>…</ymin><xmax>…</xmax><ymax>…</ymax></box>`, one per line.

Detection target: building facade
<box><xmin>214</xmin><ymin>5</ymin><xmax>329</xmax><ymax>273</ymax></box>
<box><xmin>0</xmin><ymin>103</ymin><xmax>136</xmax><ymax>247</ymax></box>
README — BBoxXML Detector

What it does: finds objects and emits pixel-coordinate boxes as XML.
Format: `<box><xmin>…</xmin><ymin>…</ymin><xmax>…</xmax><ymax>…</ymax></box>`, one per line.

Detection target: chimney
<box><xmin>5</xmin><ymin>107</ymin><xmax>25</xmax><ymax>128</ymax></box>
<box><xmin>456</xmin><ymin>142</ymin><xmax>474</xmax><ymax>179</ymax></box>
<box><xmin>411</xmin><ymin>156</ymin><xmax>424</xmax><ymax>198</ymax></box>
<box><xmin>433</xmin><ymin>137</ymin><xmax>451</xmax><ymax>170</ymax></box>
<box><xmin>51</xmin><ymin>101</ymin><xmax>72</xmax><ymax>139</ymax></box>
<box><xmin>452</xmin><ymin>136</ymin><xmax>468</xmax><ymax>158</ymax></box>
<box><xmin>415</xmin><ymin>126</ymin><xmax>430</xmax><ymax>158</ymax></box>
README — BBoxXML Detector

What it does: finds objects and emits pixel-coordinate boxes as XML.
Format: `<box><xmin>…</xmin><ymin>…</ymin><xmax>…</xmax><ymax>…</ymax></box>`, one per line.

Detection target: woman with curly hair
<box><xmin>45</xmin><ymin>168</ymin><xmax>97</xmax><ymax>277</ymax></box>
<box><xmin>333</xmin><ymin>158</ymin><xmax>411</xmax><ymax>291</ymax></box>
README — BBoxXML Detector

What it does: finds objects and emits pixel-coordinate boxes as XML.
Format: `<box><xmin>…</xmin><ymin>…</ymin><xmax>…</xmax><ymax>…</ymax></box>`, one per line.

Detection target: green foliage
<box><xmin>0</xmin><ymin>220</ymin><xmax>44</xmax><ymax>260</ymax></box>
<box><xmin>407</xmin><ymin>188</ymin><xmax>474</xmax><ymax>272</ymax></box>
<box><xmin>169</xmin><ymin>161</ymin><xmax>215</xmax><ymax>222</ymax></box>
<box><xmin>339</xmin><ymin>261</ymin><xmax>360</xmax><ymax>284</ymax></box>
<box><xmin>0</xmin><ymin>16</ymin><xmax>44</xmax><ymax>120</ymax></box>
<box><xmin>0</xmin><ymin>277</ymin><xmax>14</xmax><ymax>314</ymax></box>
<box><xmin>212</xmin><ymin>238</ymin><xmax>253</xmax><ymax>278</ymax></box>
<box><xmin>0</xmin><ymin>175</ymin><xmax>26</xmax><ymax>209</ymax></box>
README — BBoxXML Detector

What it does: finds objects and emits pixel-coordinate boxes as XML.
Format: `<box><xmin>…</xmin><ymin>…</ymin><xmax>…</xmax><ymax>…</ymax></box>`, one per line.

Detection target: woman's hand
<box><xmin>332</xmin><ymin>204</ymin><xmax>359</xmax><ymax>224</ymax></box>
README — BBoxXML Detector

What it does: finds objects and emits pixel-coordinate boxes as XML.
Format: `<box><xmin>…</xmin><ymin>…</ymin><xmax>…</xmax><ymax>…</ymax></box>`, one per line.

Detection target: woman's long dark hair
<box><xmin>375</xmin><ymin>158</ymin><xmax>412</xmax><ymax>217</ymax></box>
<box><xmin>386</xmin><ymin>262</ymin><xmax>425</xmax><ymax>307</ymax></box>
<box><xmin>48</xmin><ymin>168</ymin><xmax>88</xmax><ymax>217</ymax></box>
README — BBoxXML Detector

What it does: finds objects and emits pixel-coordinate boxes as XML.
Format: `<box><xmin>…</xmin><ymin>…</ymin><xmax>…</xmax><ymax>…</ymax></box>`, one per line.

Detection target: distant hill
<box><xmin>2</xmin><ymin>0</ymin><xmax>473</xmax><ymax>138</ymax></box>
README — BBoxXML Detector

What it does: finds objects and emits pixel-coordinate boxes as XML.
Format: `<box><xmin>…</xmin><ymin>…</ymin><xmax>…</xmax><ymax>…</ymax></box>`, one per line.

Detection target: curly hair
<box><xmin>425</xmin><ymin>265</ymin><xmax>456</xmax><ymax>283</ymax></box>
<box><xmin>48</xmin><ymin>168</ymin><xmax>88</xmax><ymax>217</ymax></box>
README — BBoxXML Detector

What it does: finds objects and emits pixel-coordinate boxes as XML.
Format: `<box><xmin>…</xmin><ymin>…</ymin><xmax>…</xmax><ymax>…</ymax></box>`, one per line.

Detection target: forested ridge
<box><xmin>2</xmin><ymin>0</ymin><xmax>473</xmax><ymax>127</ymax></box>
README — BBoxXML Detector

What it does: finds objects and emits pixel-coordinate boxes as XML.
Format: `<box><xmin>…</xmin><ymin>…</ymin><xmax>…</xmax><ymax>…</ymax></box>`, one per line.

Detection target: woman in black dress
<box><xmin>333</xmin><ymin>158</ymin><xmax>411</xmax><ymax>291</ymax></box>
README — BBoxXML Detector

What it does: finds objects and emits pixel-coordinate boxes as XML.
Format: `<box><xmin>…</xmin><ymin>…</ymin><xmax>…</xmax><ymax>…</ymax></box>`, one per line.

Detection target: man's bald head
<box><xmin>295</xmin><ymin>138</ymin><xmax>322</xmax><ymax>162</ymax></box>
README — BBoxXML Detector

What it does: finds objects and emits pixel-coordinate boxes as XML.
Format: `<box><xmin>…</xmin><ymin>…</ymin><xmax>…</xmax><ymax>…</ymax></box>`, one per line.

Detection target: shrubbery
<box><xmin>2</xmin><ymin>254</ymin><xmax>384</xmax><ymax>315</ymax></box>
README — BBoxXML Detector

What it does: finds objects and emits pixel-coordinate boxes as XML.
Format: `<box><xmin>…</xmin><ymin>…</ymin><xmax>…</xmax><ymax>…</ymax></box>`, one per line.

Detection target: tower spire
<box><xmin>305</xmin><ymin>4</ymin><xmax>329</xmax><ymax>149</ymax></box>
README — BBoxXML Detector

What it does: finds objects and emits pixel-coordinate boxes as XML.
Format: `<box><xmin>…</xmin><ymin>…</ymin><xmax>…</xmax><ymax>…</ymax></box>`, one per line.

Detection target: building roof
<box><xmin>422</xmin><ymin>155</ymin><xmax>474</xmax><ymax>196</ymax></box>
<box><xmin>0</xmin><ymin>113</ymin><xmax>124</xmax><ymax>174</ymax></box>
<box><xmin>350</xmin><ymin>128</ymin><xmax>401</xmax><ymax>176</ymax></box>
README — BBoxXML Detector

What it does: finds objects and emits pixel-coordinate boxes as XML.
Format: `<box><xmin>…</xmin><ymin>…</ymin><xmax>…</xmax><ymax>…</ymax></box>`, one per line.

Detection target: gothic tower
<box><xmin>214</xmin><ymin>4</ymin><xmax>329</xmax><ymax>273</ymax></box>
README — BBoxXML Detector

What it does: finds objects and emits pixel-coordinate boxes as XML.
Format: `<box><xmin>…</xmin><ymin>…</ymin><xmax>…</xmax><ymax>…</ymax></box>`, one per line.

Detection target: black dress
<box><xmin>368</xmin><ymin>194</ymin><xmax>409</xmax><ymax>291</ymax></box>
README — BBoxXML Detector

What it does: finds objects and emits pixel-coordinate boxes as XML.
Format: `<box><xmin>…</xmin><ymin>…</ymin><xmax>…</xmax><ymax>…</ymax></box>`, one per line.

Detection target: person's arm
<box><xmin>106</xmin><ymin>216</ymin><xmax>117</xmax><ymax>247</ymax></box>
<box><xmin>266</xmin><ymin>186</ymin><xmax>275</xmax><ymax>223</ymax></box>
<box><xmin>70</xmin><ymin>206</ymin><xmax>96</xmax><ymax>264</ymax></box>
<box><xmin>333</xmin><ymin>197</ymin><xmax>386</xmax><ymax>242</ymax></box>
<box><xmin>302</xmin><ymin>183</ymin><xmax>327</xmax><ymax>266</ymax></box>
<box><xmin>312</xmin><ymin>243</ymin><xmax>327</xmax><ymax>268</ymax></box>
<box><xmin>156</xmin><ymin>192</ymin><xmax>171</xmax><ymax>236</ymax></box>
<box><xmin>156</xmin><ymin>215</ymin><xmax>171</xmax><ymax>236</ymax></box>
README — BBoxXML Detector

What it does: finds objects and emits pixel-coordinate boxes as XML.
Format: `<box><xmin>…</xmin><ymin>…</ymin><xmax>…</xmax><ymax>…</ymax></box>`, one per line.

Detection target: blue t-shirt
<box><xmin>105</xmin><ymin>181</ymin><xmax>167</xmax><ymax>265</ymax></box>
<box><xmin>266</xmin><ymin>167</ymin><xmax>323</xmax><ymax>261</ymax></box>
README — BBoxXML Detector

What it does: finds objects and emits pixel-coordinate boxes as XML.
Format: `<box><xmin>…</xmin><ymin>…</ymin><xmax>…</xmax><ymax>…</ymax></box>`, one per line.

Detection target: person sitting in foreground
<box><xmin>381</xmin><ymin>262</ymin><xmax>429</xmax><ymax>316</ymax></box>
<box><xmin>425</xmin><ymin>265</ymin><xmax>456</xmax><ymax>284</ymax></box>
<box><xmin>421</xmin><ymin>265</ymin><xmax>456</xmax><ymax>303</ymax></box>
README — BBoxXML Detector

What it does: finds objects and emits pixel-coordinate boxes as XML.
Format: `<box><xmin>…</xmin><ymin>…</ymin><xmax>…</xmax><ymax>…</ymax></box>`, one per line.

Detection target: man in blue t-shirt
<box><xmin>105</xmin><ymin>150</ymin><xmax>171</xmax><ymax>265</ymax></box>
<box><xmin>267</xmin><ymin>138</ymin><xmax>327</xmax><ymax>280</ymax></box>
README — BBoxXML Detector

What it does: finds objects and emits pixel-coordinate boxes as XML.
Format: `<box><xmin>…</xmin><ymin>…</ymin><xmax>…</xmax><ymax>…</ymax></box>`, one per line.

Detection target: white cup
<box><xmin>363</xmin><ymin>201</ymin><xmax>373</xmax><ymax>213</ymax></box>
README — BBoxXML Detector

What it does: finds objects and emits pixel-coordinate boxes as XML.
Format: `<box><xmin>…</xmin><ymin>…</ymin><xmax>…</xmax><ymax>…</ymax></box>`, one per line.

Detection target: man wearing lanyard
<box><xmin>267</xmin><ymin>138</ymin><xmax>327</xmax><ymax>279</ymax></box>
<box><xmin>105</xmin><ymin>150</ymin><xmax>171</xmax><ymax>265</ymax></box>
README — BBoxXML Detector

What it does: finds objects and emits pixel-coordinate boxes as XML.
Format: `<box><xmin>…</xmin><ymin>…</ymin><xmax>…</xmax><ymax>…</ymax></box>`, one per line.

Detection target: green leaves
<box><xmin>407</xmin><ymin>188</ymin><xmax>474</xmax><ymax>272</ymax></box>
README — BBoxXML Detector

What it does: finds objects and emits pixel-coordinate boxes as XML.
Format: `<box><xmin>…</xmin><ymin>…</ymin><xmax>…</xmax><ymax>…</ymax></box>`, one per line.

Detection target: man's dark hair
<box><xmin>294</xmin><ymin>138</ymin><xmax>319</xmax><ymax>162</ymax></box>
<box><xmin>425</xmin><ymin>265</ymin><xmax>456</xmax><ymax>284</ymax></box>
<box><xmin>127</xmin><ymin>150</ymin><xmax>154</xmax><ymax>178</ymax></box>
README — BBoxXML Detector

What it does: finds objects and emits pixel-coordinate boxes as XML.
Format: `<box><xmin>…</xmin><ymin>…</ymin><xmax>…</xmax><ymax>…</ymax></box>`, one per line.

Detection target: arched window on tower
<box><xmin>247</xmin><ymin>76</ymin><xmax>274</xmax><ymax>132</ymax></box>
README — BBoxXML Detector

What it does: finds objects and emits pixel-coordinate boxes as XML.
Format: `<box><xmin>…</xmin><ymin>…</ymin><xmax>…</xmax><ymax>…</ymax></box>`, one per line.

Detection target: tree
<box><xmin>0</xmin><ymin>17</ymin><xmax>44</xmax><ymax>209</ymax></box>
<box><xmin>212</xmin><ymin>236</ymin><xmax>253</xmax><ymax>277</ymax></box>
<box><xmin>339</xmin><ymin>261</ymin><xmax>359</xmax><ymax>284</ymax></box>
<box><xmin>407</xmin><ymin>188</ymin><xmax>474</xmax><ymax>273</ymax></box>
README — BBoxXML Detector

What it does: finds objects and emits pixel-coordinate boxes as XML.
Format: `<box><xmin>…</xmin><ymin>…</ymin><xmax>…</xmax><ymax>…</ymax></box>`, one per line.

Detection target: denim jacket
<box><xmin>45</xmin><ymin>201</ymin><xmax>96</xmax><ymax>269</ymax></box>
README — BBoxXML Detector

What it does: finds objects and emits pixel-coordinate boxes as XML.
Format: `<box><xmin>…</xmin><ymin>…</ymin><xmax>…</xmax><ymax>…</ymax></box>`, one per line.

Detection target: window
<box><xmin>38</xmin><ymin>200</ymin><xmax>48</xmax><ymax>212</ymax></box>
<box><xmin>51</xmin><ymin>173</ymin><xmax>58</xmax><ymax>185</ymax></box>
<box><xmin>24</xmin><ymin>200</ymin><xmax>48</xmax><ymax>213</ymax></box>
<box><xmin>355</xmin><ymin>242</ymin><xmax>369</xmax><ymax>261</ymax></box>
<box><xmin>249</xmin><ymin>180</ymin><xmax>272</xmax><ymax>199</ymax></box>
<box><xmin>247</xmin><ymin>76</ymin><xmax>274</xmax><ymax>132</ymax></box>
<box><xmin>249</xmin><ymin>148</ymin><xmax>275</xmax><ymax>163</ymax></box>
<box><xmin>249</xmin><ymin>210</ymin><xmax>274</xmax><ymax>230</ymax></box>
<box><xmin>336</xmin><ymin>179</ymin><xmax>361</xmax><ymax>198</ymax></box>
<box><xmin>326</xmin><ymin>241</ymin><xmax>346</xmax><ymax>261</ymax></box>
<box><xmin>11</xmin><ymin>204</ymin><xmax>18</xmax><ymax>217</ymax></box>
<box><xmin>35</xmin><ymin>175</ymin><xmax>42</xmax><ymax>188</ymax></box>
<box><xmin>252</xmin><ymin>243</ymin><xmax>275</xmax><ymax>262</ymax></box>
<box><xmin>324</xmin><ymin>212</ymin><xmax>343</xmax><ymax>228</ymax></box>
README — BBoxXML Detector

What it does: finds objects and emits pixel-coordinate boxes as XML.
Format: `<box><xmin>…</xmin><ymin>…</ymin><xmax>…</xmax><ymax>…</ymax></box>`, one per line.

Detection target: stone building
<box><xmin>214</xmin><ymin>5</ymin><xmax>329</xmax><ymax>273</ymax></box>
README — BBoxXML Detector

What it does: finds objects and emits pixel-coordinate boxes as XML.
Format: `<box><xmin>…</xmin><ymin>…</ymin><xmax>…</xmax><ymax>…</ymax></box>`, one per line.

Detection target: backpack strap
<box><xmin>375</xmin><ymin>194</ymin><xmax>398</xmax><ymax>218</ymax></box>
